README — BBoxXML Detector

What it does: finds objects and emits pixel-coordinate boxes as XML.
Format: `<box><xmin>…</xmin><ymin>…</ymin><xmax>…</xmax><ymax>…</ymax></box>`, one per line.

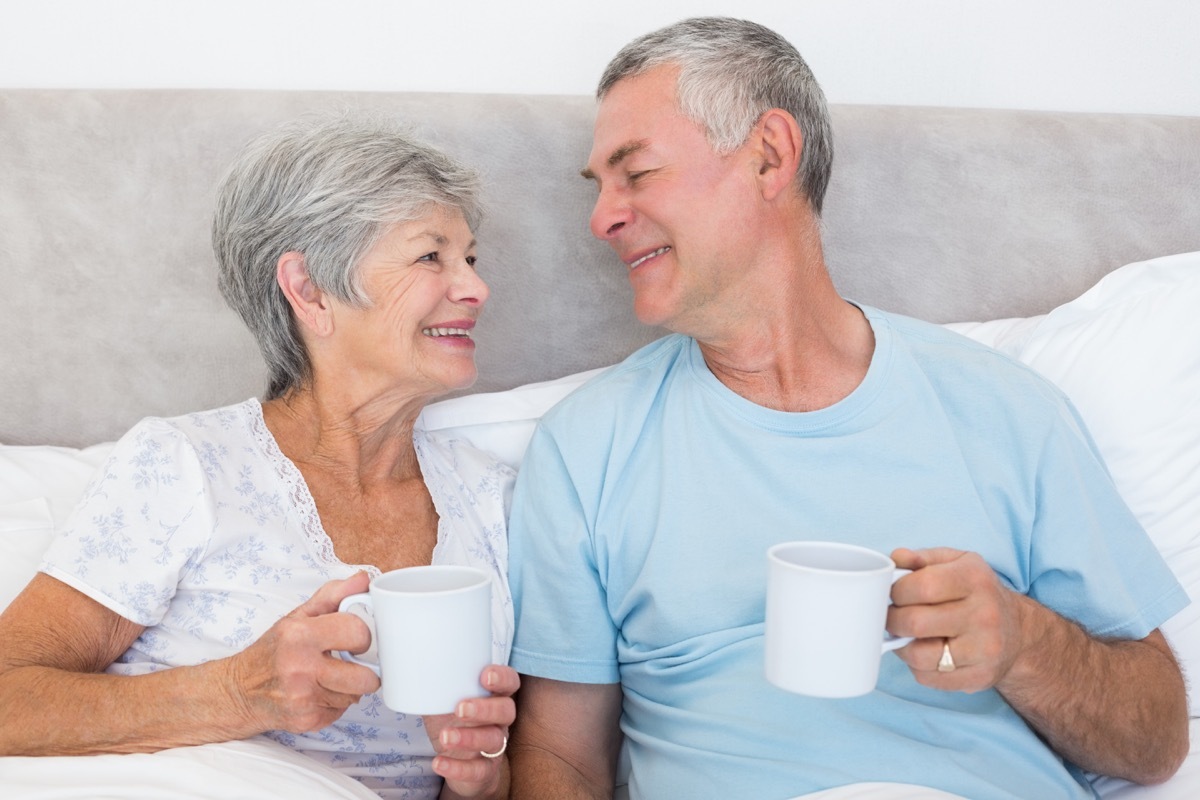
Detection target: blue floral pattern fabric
<box><xmin>40</xmin><ymin>399</ymin><xmax>514</xmax><ymax>799</ymax></box>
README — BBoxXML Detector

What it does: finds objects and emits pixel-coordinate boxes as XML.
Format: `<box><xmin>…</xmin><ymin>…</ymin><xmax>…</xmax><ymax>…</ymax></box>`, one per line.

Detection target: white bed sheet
<box><xmin>0</xmin><ymin>735</ymin><xmax>378</xmax><ymax>799</ymax></box>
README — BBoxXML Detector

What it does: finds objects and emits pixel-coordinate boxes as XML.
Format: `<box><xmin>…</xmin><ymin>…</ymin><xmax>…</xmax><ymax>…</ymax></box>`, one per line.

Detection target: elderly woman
<box><xmin>0</xmin><ymin>116</ymin><xmax>517</xmax><ymax>799</ymax></box>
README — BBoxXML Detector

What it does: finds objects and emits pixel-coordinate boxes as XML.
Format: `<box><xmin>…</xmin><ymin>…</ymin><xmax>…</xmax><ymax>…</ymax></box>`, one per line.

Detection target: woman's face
<box><xmin>328</xmin><ymin>205</ymin><xmax>488</xmax><ymax>403</ymax></box>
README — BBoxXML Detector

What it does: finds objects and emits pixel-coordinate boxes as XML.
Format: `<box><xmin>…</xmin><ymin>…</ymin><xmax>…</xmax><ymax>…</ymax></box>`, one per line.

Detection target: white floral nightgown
<box><xmin>40</xmin><ymin>398</ymin><xmax>514</xmax><ymax>799</ymax></box>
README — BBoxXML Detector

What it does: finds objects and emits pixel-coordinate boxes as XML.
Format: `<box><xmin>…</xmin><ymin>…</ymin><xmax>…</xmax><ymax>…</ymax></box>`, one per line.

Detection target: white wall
<box><xmin>3</xmin><ymin>0</ymin><xmax>1198</xmax><ymax>116</ymax></box>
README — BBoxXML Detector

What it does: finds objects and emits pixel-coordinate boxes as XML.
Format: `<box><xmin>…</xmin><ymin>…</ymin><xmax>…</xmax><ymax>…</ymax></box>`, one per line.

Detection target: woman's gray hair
<box><xmin>597</xmin><ymin>17</ymin><xmax>834</xmax><ymax>215</ymax></box>
<box><xmin>211</xmin><ymin>113</ymin><xmax>482</xmax><ymax>399</ymax></box>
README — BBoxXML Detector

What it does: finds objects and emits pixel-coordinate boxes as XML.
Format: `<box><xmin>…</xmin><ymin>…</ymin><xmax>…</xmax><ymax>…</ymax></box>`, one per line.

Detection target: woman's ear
<box><xmin>276</xmin><ymin>252</ymin><xmax>334</xmax><ymax>338</ymax></box>
<box><xmin>752</xmin><ymin>108</ymin><xmax>804</xmax><ymax>203</ymax></box>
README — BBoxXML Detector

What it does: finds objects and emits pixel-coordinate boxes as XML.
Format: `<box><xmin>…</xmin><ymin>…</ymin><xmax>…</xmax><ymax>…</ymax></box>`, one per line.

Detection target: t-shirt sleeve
<box><xmin>1027</xmin><ymin>399</ymin><xmax>1188</xmax><ymax>640</ymax></box>
<box><xmin>39</xmin><ymin>418</ymin><xmax>215</xmax><ymax>627</ymax></box>
<box><xmin>508</xmin><ymin>422</ymin><xmax>620</xmax><ymax>683</ymax></box>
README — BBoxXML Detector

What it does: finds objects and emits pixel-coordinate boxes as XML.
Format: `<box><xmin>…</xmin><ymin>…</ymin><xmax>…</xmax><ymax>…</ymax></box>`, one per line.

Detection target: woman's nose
<box><xmin>451</xmin><ymin>260</ymin><xmax>489</xmax><ymax>307</ymax></box>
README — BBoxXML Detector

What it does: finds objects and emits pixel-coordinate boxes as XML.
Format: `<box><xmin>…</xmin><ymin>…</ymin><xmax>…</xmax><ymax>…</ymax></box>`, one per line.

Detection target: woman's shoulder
<box><xmin>121</xmin><ymin>398</ymin><xmax>260</xmax><ymax>440</ymax></box>
<box><xmin>101</xmin><ymin>398</ymin><xmax>265</xmax><ymax>483</ymax></box>
<box><xmin>415</xmin><ymin>428</ymin><xmax>516</xmax><ymax>480</ymax></box>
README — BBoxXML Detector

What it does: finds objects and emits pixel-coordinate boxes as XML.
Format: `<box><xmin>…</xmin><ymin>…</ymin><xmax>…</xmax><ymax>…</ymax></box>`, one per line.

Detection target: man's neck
<box><xmin>696</xmin><ymin>295</ymin><xmax>875</xmax><ymax>413</ymax></box>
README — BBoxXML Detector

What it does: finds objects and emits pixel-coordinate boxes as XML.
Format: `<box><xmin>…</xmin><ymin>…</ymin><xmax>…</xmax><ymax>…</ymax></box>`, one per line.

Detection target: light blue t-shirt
<box><xmin>508</xmin><ymin>306</ymin><xmax>1187</xmax><ymax>800</ymax></box>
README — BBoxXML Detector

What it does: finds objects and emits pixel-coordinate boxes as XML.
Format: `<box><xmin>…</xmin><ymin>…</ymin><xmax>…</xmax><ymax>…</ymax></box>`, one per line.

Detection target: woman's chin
<box><xmin>437</xmin><ymin>365</ymin><xmax>479</xmax><ymax>394</ymax></box>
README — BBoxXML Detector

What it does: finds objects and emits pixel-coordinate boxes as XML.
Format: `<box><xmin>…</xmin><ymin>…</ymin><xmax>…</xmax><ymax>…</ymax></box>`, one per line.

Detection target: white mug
<box><xmin>765</xmin><ymin>541</ymin><xmax>913</xmax><ymax>698</ymax></box>
<box><xmin>337</xmin><ymin>565</ymin><xmax>493</xmax><ymax>714</ymax></box>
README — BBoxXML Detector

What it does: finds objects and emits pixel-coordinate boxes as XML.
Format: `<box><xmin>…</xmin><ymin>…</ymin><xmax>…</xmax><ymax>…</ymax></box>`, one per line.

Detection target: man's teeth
<box><xmin>630</xmin><ymin>246</ymin><xmax>670</xmax><ymax>269</ymax></box>
<box><xmin>422</xmin><ymin>327</ymin><xmax>471</xmax><ymax>338</ymax></box>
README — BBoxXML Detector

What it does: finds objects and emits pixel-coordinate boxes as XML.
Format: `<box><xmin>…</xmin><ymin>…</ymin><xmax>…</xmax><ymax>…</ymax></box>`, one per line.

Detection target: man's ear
<box><xmin>276</xmin><ymin>252</ymin><xmax>334</xmax><ymax>338</ymax></box>
<box><xmin>752</xmin><ymin>108</ymin><xmax>804</xmax><ymax>202</ymax></box>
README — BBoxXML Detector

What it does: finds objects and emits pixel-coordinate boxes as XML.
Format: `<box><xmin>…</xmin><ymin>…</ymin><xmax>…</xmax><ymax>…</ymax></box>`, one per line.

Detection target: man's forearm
<box><xmin>509</xmin><ymin>744</ymin><xmax>614</xmax><ymax>800</ymax></box>
<box><xmin>998</xmin><ymin>597</ymin><xmax>1188</xmax><ymax>784</ymax></box>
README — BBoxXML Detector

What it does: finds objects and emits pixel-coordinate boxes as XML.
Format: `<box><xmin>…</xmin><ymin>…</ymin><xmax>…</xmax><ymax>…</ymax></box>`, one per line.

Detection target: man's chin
<box><xmin>632</xmin><ymin>297</ymin><xmax>675</xmax><ymax>330</ymax></box>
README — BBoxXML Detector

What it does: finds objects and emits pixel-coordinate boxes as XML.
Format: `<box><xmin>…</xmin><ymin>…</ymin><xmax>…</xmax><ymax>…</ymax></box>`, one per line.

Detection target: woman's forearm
<box><xmin>0</xmin><ymin>658</ymin><xmax>257</xmax><ymax>755</ymax></box>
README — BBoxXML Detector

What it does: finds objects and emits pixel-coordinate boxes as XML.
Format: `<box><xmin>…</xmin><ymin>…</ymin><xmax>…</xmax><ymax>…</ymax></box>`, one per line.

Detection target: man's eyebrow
<box><xmin>580</xmin><ymin>140</ymin><xmax>648</xmax><ymax>181</ymax></box>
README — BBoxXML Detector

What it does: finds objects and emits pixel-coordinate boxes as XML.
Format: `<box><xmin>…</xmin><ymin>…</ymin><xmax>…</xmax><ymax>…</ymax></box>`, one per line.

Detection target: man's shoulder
<box><xmin>876</xmin><ymin>307</ymin><xmax>1051</xmax><ymax>381</ymax></box>
<box><xmin>871</xmin><ymin>306</ymin><xmax>1073</xmax><ymax>422</ymax></box>
<box><xmin>541</xmin><ymin>334</ymin><xmax>691</xmax><ymax>422</ymax></box>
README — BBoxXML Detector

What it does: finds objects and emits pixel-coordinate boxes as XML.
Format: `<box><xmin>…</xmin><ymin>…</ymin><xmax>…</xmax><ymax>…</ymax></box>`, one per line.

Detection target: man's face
<box><xmin>583</xmin><ymin>66</ymin><xmax>761</xmax><ymax>335</ymax></box>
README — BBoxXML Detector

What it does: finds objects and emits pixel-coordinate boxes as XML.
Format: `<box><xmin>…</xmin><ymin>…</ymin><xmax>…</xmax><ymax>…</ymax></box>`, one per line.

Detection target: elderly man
<box><xmin>506</xmin><ymin>16</ymin><xmax>1188</xmax><ymax>800</ymax></box>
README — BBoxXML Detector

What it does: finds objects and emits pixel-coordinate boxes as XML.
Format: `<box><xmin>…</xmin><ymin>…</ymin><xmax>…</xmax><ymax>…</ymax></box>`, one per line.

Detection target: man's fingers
<box><xmin>891</xmin><ymin>550</ymin><xmax>994</xmax><ymax>607</ymax></box>
<box><xmin>889</xmin><ymin>599</ymin><xmax>968</xmax><ymax>641</ymax></box>
<box><xmin>891</xmin><ymin>546</ymin><xmax>966</xmax><ymax>571</ymax></box>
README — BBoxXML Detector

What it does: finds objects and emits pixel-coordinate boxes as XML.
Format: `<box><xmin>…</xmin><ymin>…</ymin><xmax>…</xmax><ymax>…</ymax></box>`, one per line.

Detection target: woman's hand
<box><xmin>227</xmin><ymin>571</ymin><xmax>381</xmax><ymax>734</ymax></box>
<box><xmin>426</xmin><ymin>664</ymin><xmax>520</xmax><ymax>799</ymax></box>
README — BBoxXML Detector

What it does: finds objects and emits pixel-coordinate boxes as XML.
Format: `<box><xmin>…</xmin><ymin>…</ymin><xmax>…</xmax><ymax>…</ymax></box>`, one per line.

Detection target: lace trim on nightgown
<box><xmin>244</xmin><ymin>399</ymin><xmax>448</xmax><ymax>578</ymax></box>
<box><xmin>411</xmin><ymin>429</ymin><xmax>450</xmax><ymax>567</ymax></box>
<box><xmin>244</xmin><ymin>400</ymin><xmax>381</xmax><ymax>577</ymax></box>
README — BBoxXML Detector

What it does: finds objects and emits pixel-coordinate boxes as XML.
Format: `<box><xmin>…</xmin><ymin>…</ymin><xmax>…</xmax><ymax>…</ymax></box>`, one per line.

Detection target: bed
<box><xmin>1</xmin><ymin>89</ymin><xmax>1198</xmax><ymax>798</ymax></box>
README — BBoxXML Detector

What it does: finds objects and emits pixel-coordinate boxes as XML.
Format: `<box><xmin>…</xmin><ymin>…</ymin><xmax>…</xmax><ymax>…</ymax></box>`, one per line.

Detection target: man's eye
<box><xmin>466</xmin><ymin>255</ymin><xmax>478</xmax><ymax>268</ymax></box>
<box><xmin>628</xmin><ymin>171</ymin><xmax>648</xmax><ymax>183</ymax></box>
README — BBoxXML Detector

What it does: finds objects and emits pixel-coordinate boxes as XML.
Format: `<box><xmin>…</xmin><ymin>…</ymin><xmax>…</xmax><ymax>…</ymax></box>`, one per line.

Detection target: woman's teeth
<box><xmin>422</xmin><ymin>327</ymin><xmax>471</xmax><ymax>338</ymax></box>
<box><xmin>630</xmin><ymin>246</ymin><xmax>670</xmax><ymax>269</ymax></box>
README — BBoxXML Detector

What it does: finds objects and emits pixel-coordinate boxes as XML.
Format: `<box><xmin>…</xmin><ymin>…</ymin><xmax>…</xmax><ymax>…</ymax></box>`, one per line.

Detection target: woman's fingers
<box><xmin>294</xmin><ymin>571</ymin><xmax>372</xmax><ymax>618</ymax></box>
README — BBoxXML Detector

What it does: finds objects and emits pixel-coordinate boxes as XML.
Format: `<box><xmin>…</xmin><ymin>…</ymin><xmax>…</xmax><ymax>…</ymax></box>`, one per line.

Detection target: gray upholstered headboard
<box><xmin>2</xmin><ymin>89</ymin><xmax>1198</xmax><ymax>447</ymax></box>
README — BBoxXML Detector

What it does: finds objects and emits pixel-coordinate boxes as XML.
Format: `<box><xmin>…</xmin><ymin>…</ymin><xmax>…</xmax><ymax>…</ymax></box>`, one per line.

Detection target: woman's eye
<box><xmin>418</xmin><ymin>251</ymin><xmax>438</xmax><ymax>263</ymax></box>
<box><xmin>466</xmin><ymin>255</ymin><xmax>477</xmax><ymax>268</ymax></box>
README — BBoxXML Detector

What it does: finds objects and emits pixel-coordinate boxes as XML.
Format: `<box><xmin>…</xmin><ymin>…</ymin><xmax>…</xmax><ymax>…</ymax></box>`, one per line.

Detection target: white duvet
<box><xmin>0</xmin><ymin>736</ymin><xmax>377</xmax><ymax>800</ymax></box>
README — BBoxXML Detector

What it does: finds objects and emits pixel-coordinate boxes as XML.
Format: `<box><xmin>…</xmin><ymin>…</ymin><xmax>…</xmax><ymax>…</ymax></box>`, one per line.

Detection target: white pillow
<box><xmin>947</xmin><ymin>251</ymin><xmax>1200</xmax><ymax>711</ymax></box>
<box><xmin>0</xmin><ymin>499</ymin><xmax>56</xmax><ymax>611</ymax></box>
<box><xmin>0</xmin><ymin>443</ymin><xmax>115</xmax><ymax>613</ymax></box>
<box><xmin>0</xmin><ymin>443</ymin><xmax>115</xmax><ymax>517</ymax></box>
<box><xmin>942</xmin><ymin>313</ymin><xmax>1044</xmax><ymax>357</ymax></box>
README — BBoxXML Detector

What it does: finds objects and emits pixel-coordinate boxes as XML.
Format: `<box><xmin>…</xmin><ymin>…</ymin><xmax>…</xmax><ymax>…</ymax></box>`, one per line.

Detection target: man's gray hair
<box><xmin>598</xmin><ymin>17</ymin><xmax>834</xmax><ymax>215</ymax></box>
<box><xmin>212</xmin><ymin>114</ymin><xmax>482</xmax><ymax>399</ymax></box>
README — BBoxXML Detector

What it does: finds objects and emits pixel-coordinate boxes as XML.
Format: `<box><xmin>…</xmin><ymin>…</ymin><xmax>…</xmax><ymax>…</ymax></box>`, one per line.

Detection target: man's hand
<box><xmin>887</xmin><ymin>546</ymin><xmax>1188</xmax><ymax>784</ymax></box>
<box><xmin>887</xmin><ymin>547</ymin><xmax>1027</xmax><ymax>692</ymax></box>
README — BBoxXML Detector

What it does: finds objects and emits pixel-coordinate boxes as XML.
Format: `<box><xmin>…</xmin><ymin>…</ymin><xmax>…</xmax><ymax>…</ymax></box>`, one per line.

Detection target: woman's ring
<box><xmin>937</xmin><ymin>639</ymin><xmax>956</xmax><ymax>673</ymax></box>
<box><xmin>480</xmin><ymin>735</ymin><xmax>508</xmax><ymax>759</ymax></box>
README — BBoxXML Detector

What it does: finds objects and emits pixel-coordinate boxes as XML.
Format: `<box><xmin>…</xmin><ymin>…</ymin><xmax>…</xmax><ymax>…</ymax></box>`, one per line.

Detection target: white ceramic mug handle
<box><xmin>336</xmin><ymin>592</ymin><xmax>381</xmax><ymax>674</ymax></box>
<box><xmin>882</xmin><ymin>568</ymin><xmax>914</xmax><ymax>652</ymax></box>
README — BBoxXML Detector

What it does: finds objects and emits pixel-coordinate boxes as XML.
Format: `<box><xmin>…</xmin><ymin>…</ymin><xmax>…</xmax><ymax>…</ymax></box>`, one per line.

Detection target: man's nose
<box><xmin>589</xmin><ymin>187</ymin><xmax>630</xmax><ymax>241</ymax></box>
